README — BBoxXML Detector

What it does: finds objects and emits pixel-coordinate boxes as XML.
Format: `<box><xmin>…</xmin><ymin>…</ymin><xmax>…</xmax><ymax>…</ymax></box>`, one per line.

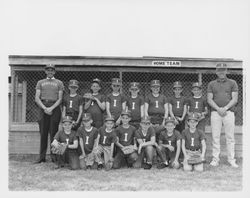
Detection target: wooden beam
<box><xmin>21</xmin><ymin>81</ymin><xmax>27</xmax><ymax>123</ymax></box>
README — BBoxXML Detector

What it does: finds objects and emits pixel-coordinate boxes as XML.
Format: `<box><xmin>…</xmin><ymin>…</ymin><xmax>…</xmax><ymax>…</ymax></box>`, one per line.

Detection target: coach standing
<box><xmin>34</xmin><ymin>64</ymin><xmax>64</xmax><ymax>163</ymax></box>
<box><xmin>207</xmin><ymin>63</ymin><xmax>238</xmax><ymax>168</ymax></box>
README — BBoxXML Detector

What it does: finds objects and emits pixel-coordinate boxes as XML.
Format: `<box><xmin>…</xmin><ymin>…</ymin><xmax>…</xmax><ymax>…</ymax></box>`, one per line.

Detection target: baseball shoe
<box><xmin>97</xmin><ymin>163</ymin><xmax>104</xmax><ymax>170</ymax></box>
<box><xmin>229</xmin><ymin>161</ymin><xmax>239</xmax><ymax>168</ymax></box>
<box><xmin>144</xmin><ymin>163</ymin><xmax>152</xmax><ymax>170</ymax></box>
<box><xmin>210</xmin><ymin>158</ymin><xmax>219</xmax><ymax>167</ymax></box>
<box><xmin>157</xmin><ymin>162</ymin><xmax>168</xmax><ymax>169</ymax></box>
<box><xmin>34</xmin><ymin>158</ymin><xmax>46</xmax><ymax>164</ymax></box>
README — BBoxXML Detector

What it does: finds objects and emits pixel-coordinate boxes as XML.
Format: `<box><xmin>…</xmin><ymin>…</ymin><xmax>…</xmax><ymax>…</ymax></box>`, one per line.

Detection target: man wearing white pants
<box><xmin>207</xmin><ymin>63</ymin><xmax>239</xmax><ymax>168</ymax></box>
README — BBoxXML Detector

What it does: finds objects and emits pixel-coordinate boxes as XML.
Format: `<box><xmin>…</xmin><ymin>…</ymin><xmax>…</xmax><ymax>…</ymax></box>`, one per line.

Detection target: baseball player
<box><xmin>84</xmin><ymin>78</ymin><xmax>106</xmax><ymax>129</ymax></box>
<box><xmin>126</xmin><ymin>82</ymin><xmax>145</xmax><ymax>129</ymax></box>
<box><xmin>62</xmin><ymin>79</ymin><xmax>83</xmax><ymax>130</ymax></box>
<box><xmin>51</xmin><ymin>116</ymin><xmax>80</xmax><ymax>170</ymax></box>
<box><xmin>106</xmin><ymin>78</ymin><xmax>127</xmax><ymax>126</ymax></box>
<box><xmin>157</xmin><ymin>116</ymin><xmax>182</xmax><ymax>169</ymax></box>
<box><xmin>182</xmin><ymin>113</ymin><xmax>206</xmax><ymax>172</ymax></box>
<box><xmin>145</xmin><ymin>80</ymin><xmax>168</xmax><ymax>126</ymax></box>
<box><xmin>113</xmin><ymin>110</ymin><xmax>138</xmax><ymax>169</ymax></box>
<box><xmin>187</xmin><ymin>82</ymin><xmax>208</xmax><ymax>131</ymax></box>
<box><xmin>134</xmin><ymin>116</ymin><xmax>156</xmax><ymax>169</ymax></box>
<box><xmin>93</xmin><ymin>115</ymin><xmax>117</xmax><ymax>170</ymax></box>
<box><xmin>168</xmin><ymin>81</ymin><xmax>188</xmax><ymax>133</ymax></box>
<box><xmin>77</xmin><ymin>113</ymin><xmax>99</xmax><ymax>170</ymax></box>
<box><xmin>34</xmin><ymin>64</ymin><xmax>64</xmax><ymax>163</ymax></box>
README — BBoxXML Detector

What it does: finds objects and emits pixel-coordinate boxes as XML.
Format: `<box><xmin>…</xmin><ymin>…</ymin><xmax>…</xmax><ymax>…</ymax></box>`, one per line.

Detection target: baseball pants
<box><xmin>57</xmin><ymin>149</ymin><xmax>80</xmax><ymax>170</ymax></box>
<box><xmin>113</xmin><ymin>148</ymin><xmax>138</xmax><ymax>169</ymax></box>
<box><xmin>134</xmin><ymin>145</ymin><xmax>155</xmax><ymax>168</ymax></box>
<box><xmin>183</xmin><ymin>150</ymin><xmax>203</xmax><ymax>171</ymax></box>
<box><xmin>79</xmin><ymin>152</ymin><xmax>95</xmax><ymax>169</ymax></box>
<box><xmin>94</xmin><ymin>145</ymin><xmax>113</xmax><ymax>167</ymax></box>
<box><xmin>158</xmin><ymin>145</ymin><xmax>180</xmax><ymax>169</ymax></box>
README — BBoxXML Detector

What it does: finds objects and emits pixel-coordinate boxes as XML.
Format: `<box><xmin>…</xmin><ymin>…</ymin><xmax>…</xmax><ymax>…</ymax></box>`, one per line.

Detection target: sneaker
<box><xmin>97</xmin><ymin>163</ymin><xmax>103</xmax><ymax>170</ymax></box>
<box><xmin>157</xmin><ymin>163</ymin><xmax>168</xmax><ymax>169</ymax></box>
<box><xmin>210</xmin><ymin>158</ymin><xmax>219</xmax><ymax>167</ymax></box>
<box><xmin>144</xmin><ymin>163</ymin><xmax>152</xmax><ymax>170</ymax></box>
<box><xmin>229</xmin><ymin>161</ymin><xmax>239</xmax><ymax>168</ymax></box>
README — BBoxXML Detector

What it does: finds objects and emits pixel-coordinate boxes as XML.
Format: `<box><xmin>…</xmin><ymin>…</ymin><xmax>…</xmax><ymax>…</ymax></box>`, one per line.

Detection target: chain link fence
<box><xmin>10</xmin><ymin>69</ymin><xmax>243</xmax><ymax>125</ymax></box>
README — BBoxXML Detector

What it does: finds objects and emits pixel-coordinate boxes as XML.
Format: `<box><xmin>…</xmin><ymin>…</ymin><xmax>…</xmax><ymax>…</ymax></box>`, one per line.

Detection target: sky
<box><xmin>1</xmin><ymin>0</ymin><xmax>250</xmax><ymax>195</ymax></box>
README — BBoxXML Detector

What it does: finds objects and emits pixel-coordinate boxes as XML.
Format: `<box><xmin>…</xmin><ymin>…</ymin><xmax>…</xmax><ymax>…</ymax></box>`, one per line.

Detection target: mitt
<box><xmin>187</xmin><ymin>151</ymin><xmax>205</xmax><ymax>165</ymax></box>
<box><xmin>122</xmin><ymin>145</ymin><xmax>135</xmax><ymax>155</ymax></box>
<box><xmin>83</xmin><ymin>93</ymin><xmax>93</xmax><ymax>100</ymax></box>
<box><xmin>51</xmin><ymin>143</ymin><xmax>67</xmax><ymax>155</ymax></box>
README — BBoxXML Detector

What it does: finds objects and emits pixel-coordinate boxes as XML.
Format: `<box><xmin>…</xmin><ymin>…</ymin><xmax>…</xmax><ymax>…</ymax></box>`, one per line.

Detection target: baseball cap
<box><xmin>192</xmin><ymin>82</ymin><xmax>202</xmax><ymax>89</ymax></box>
<box><xmin>69</xmin><ymin>79</ymin><xmax>79</xmax><ymax>88</ymax></box>
<box><xmin>62</xmin><ymin>116</ymin><xmax>73</xmax><ymax>123</ymax></box>
<box><xmin>216</xmin><ymin>63</ymin><xmax>228</xmax><ymax>71</ymax></box>
<box><xmin>173</xmin><ymin>81</ymin><xmax>182</xmax><ymax>88</ymax></box>
<box><xmin>150</xmin><ymin>80</ymin><xmax>161</xmax><ymax>87</ymax></box>
<box><xmin>45</xmin><ymin>64</ymin><xmax>55</xmax><ymax>70</ymax></box>
<box><xmin>104</xmin><ymin>115</ymin><xmax>115</xmax><ymax>122</ymax></box>
<box><xmin>81</xmin><ymin>113</ymin><xmax>92</xmax><ymax>122</ymax></box>
<box><xmin>130</xmin><ymin>82</ymin><xmax>140</xmax><ymax>89</ymax></box>
<box><xmin>121</xmin><ymin>110</ymin><xmax>131</xmax><ymax>117</ymax></box>
<box><xmin>92</xmin><ymin>78</ymin><xmax>101</xmax><ymax>85</ymax></box>
<box><xmin>141</xmin><ymin>116</ymin><xmax>151</xmax><ymax>124</ymax></box>
<box><xmin>187</xmin><ymin>113</ymin><xmax>199</xmax><ymax>121</ymax></box>
<box><xmin>164</xmin><ymin>117</ymin><xmax>176</xmax><ymax>124</ymax></box>
<box><xmin>111</xmin><ymin>78</ymin><xmax>122</xmax><ymax>85</ymax></box>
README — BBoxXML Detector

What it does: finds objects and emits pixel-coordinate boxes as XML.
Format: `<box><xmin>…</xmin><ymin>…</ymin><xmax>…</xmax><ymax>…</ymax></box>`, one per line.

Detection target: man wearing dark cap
<box><xmin>207</xmin><ymin>63</ymin><xmax>239</xmax><ymax>168</ymax></box>
<box><xmin>34</xmin><ymin>64</ymin><xmax>64</xmax><ymax>163</ymax></box>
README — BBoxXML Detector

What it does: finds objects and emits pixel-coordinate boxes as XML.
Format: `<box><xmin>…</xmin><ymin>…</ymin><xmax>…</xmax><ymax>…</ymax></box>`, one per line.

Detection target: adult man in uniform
<box><xmin>34</xmin><ymin>64</ymin><xmax>64</xmax><ymax>163</ymax></box>
<box><xmin>207</xmin><ymin>63</ymin><xmax>239</xmax><ymax>168</ymax></box>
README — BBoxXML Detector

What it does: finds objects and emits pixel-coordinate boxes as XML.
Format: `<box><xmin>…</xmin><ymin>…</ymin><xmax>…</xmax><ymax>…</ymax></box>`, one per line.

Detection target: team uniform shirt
<box><xmin>106</xmin><ymin>93</ymin><xmax>127</xmax><ymax>120</ymax></box>
<box><xmin>181</xmin><ymin>128</ymin><xmax>206</xmax><ymax>151</ymax></box>
<box><xmin>187</xmin><ymin>96</ymin><xmax>208</xmax><ymax>114</ymax></box>
<box><xmin>159</xmin><ymin>129</ymin><xmax>181</xmax><ymax>149</ymax></box>
<box><xmin>36</xmin><ymin>78</ymin><xmax>64</xmax><ymax>101</ymax></box>
<box><xmin>98</xmin><ymin>126</ymin><xmax>117</xmax><ymax>146</ymax></box>
<box><xmin>127</xmin><ymin>95</ymin><xmax>144</xmax><ymax>122</ymax></box>
<box><xmin>76</xmin><ymin>126</ymin><xmax>98</xmax><ymax>154</ymax></box>
<box><xmin>86</xmin><ymin>93</ymin><xmax>106</xmax><ymax>123</ymax></box>
<box><xmin>145</xmin><ymin>93</ymin><xmax>168</xmax><ymax>116</ymax></box>
<box><xmin>62</xmin><ymin>94</ymin><xmax>83</xmax><ymax>119</ymax></box>
<box><xmin>207</xmin><ymin>77</ymin><xmax>238</xmax><ymax>112</ymax></box>
<box><xmin>169</xmin><ymin>96</ymin><xmax>187</xmax><ymax>117</ymax></box>
<box><xmin>135</xmin><ymin>126</ymin><xmax>155</xmax><ymax>143</ymax></box>
<box><xmin>54</xmin><ymin>130</ymin><xmax>78</xmax><ymax>150</ymax></box>
<box><xmin>115</xmin><ymin>125</ymin><xmax>136</xmax><ymax>146</ymax></box>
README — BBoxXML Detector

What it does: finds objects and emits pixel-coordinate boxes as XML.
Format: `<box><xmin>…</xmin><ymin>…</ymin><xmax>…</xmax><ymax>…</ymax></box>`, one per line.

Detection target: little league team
<box><xmin>34</xmin><ymin>63</ymin><xmax>239</xmax><ymax>172</ymax></box>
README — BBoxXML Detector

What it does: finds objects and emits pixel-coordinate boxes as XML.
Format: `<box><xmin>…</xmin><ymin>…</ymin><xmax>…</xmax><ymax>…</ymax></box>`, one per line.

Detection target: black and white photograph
<box><xmin>2</xmin><ymin>0</ymin><xmax>249</xmax><ymax>194</ymax></box>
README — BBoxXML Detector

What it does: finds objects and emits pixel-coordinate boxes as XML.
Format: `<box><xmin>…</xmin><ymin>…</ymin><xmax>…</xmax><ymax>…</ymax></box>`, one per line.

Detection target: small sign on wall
<box><xmin>152</xmin><ymin>61</ymin><xmax>181</xmax><ymax>66</ymax></box>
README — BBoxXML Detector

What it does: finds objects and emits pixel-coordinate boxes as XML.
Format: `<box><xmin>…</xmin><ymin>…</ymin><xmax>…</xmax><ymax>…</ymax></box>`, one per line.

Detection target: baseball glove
<box><xmin>51</xmin><ymin>143</ymin><xmax>67</xmax><ymax>155</ymax></box>
<box><xmin>83</xmin><ymin>93</ymin><xmax>93</xmax><ymax>100</ymax></box>
<box><xmin>122</xmin><ymin>145</ymin><xmax>135</xmax><ymax>155</ymax></box>
<box><xmin>187</xmin><ymin>151</ymin><xmax>205</xmax><ymax>165</ymax></box>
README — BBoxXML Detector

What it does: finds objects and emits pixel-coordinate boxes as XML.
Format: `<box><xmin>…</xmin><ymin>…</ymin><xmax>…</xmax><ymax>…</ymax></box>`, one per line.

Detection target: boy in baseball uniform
<box><xmin>113</xmin><ymin>110</ymin><xmax>138</xmax><ymax>169</ymax></box>
<box><xmin>77</xmin><ymin>113</ymin><xmax>99</xmax><ymax>170</ymax></box>
<box><xmin>182</xmin><ymin>113</ymin><xmax>206</xmax><ymax>172</ymax></box>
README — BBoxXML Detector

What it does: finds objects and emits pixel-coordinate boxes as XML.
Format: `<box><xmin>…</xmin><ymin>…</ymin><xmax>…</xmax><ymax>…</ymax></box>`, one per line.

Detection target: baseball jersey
<box><xmin>106</xmin><ymin>93</ymin><xmax>127</xmax><ymax>120</ymax></box>
<box><xmin>36</xmin><ymin>78</ymin><xmax>64</xmax><ymax>101</ymax></box>
<box><xmin>169</xmin><ymin>96</ymin><xmax>187</xmax><ymax>116</ymax></box>
<box><xmin>127</xmin><ymin>95</ymin><xmax>144</xmax><ymax>121</ymax></box>
<box><xmin>54</xmin><ymin>130</ymin><xmax>78</xmax><ymax>146</ymax></box>
<box><xmin>76</xmin><ymin>126</ymin><xmax>98</xmax><ymax>154</ymax></box>
<box><xmin>135</xmin><ymin>126</ymin><xmax>155</xmax><ymax>142</ymax></box>
<box><xmin>115</xmin><ymin>125</ymin><xmax>136</xmax><ymax>146</ymax></box>
<box><xmin>98</xmin><ymin>126</ymin><xmax>117</xmax><ymax>146</ymax></box>
<box><xmin>187</xmin><ymin>96</ymin><xmax>208</xmax><ymax>113</ymax></box>
<box><xmin>159</xmin><ymin>129</ymin><xmax>181</xmax><ymax>148</ymax></box>
<box><xmin>145</xmin><ymin>93</ymin><xmax>167</xmax><ymax>115</ymax></box>
<box><xmin>207</xmin><ymin>78</ymin><xmax>238</xmax><ymax>112</ymax></box>
<box><xmin>62</xmin><ymin>94</ymin><xmax>83</xmax><ymax>118</ymax></box>
<box><xmin>181</xmin><ymin>128</ymin><xmax>206</xmax><ymax>150</ymax></box>
<box><xmin>86</xmin><ymin>93</ymin><xmax>106</xmax><ymax>122</ymax></box>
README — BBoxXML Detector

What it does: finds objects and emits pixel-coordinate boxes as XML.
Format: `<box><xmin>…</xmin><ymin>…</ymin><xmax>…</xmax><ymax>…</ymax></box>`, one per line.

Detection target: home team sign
<box><xmin>152</xmin><ymin>61</ymin><xmax>181</xmax><ymax>67</ymax></box>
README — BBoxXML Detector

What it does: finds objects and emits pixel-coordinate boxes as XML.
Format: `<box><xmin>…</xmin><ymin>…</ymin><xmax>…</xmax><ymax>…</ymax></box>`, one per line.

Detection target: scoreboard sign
<box><xmin>152</xmin><ymin>61</ymin><xmax>181</xmax><ymax>67</ymax></box>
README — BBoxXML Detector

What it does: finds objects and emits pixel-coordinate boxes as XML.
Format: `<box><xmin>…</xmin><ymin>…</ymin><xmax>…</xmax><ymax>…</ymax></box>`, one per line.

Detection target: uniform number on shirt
<box><xmin>155</xmin><ymin>101</ymin><xmax>159</xmax><ymax>108</ymax></box>
<box><xmin>91</xmin><ymin>101</ymin><xmax>94</xmax><ymax>106</ymax></box>
<box><xmin>113</xmin><ymin>99</ymin><xmax>117</xmax><ymax>107</ymax></box>
<box><xmin>124</xmin><ymin>133</ymin><xmax>128</xmax><ymax>142</ymax></box>
<box><xmin>168</xmin><ymin>140</ymin><xmax>171</xmax><ymax>146</ymax></box>
<box><xmin>176</xmin><ymin>101</ymin><xmax>180</xmax><ymax>108</ymax></box>
<box><xmin>103</xmin><ymin>136</ymin><xmax>107</xmax><ymax>144</ymax></box>
<box><xmin>191</xmin><ymin>137</ymin><xmax>194</xmax><ymax>146</ymax></box>
<box><xmin>69</xmin><ymin>100</ymin><xmax>73</xmax><ymax>108</ymax></box>
<box><xmin>132</xmin><ymin>102</ymin><xmax>135</xmax><ymax>110</ymax></box>
<box><xmin>85</xmin><ymin>136</ymin><xmax>89</xmax><ymax>145</ymax></box>
<box><xmin>195</xmin><ymin>101</ymin><xmax>199</xmax><ymax>109</ymax></box>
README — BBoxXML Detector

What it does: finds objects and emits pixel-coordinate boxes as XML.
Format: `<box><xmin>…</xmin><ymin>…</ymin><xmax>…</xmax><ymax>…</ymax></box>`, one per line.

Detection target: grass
<box><xmin>8</xmin><ymin>157</ymin><xmax>242</xmax><ymax>191</ymax></box>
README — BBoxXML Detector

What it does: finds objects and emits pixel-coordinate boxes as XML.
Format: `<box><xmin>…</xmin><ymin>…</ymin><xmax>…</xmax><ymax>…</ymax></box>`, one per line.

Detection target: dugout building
<box><xmin>8</xmin><ymin>55</ymin><xmax>243</xmax><ymax>158</ymax></box>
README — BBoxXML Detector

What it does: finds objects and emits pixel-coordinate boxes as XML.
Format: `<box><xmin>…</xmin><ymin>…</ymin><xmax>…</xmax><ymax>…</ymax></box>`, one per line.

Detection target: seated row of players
<box><xmin>51</xmin><ymin>111</ymin><xmax>206</xmax><ymax>172</ymax></box>
<box><xmin>63</xmin><ymin>78</ymin><xmax>208</xmax><ymax>134</ymax></box>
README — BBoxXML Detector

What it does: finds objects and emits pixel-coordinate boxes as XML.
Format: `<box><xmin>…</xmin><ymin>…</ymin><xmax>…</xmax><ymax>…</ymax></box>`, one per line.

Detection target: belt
<box><xmin>188</xmin><ymin>148</ymin><xmax>200</xmax><ymax>151</ymax></box>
